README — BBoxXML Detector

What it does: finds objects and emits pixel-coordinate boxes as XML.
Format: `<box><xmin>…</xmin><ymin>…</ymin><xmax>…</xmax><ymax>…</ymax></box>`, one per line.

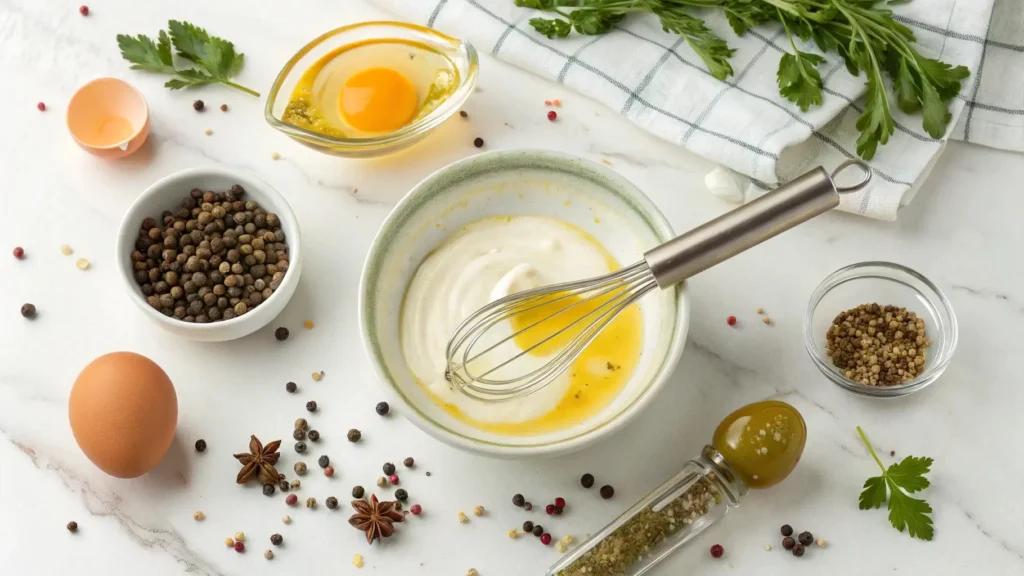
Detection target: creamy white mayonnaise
<box><xmin>400</xmin><ymin>217</ymin><xmax>613</xmax><ymax>423</ymax></box>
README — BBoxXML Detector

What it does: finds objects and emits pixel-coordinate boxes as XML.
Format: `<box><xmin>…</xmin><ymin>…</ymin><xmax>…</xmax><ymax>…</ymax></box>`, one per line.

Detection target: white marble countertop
<box><xmin>2</xmin><ymin>0</ymin><xmax>1023</xmax><ymax>574</ymax></box>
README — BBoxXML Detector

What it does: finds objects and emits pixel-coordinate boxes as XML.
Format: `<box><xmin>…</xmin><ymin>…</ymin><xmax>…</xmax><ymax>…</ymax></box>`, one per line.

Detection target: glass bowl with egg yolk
<box><xmin>265</xmin><ymin>22</ymin><xmax>478</xmax><ymax>158</ymax></box>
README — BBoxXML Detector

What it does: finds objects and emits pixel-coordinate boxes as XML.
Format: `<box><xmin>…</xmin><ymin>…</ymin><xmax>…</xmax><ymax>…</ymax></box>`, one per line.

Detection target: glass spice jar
<box><xmin>547</xmin><ymin>401</ymin><xmax>806</xmax><ymax>576</ymax></box>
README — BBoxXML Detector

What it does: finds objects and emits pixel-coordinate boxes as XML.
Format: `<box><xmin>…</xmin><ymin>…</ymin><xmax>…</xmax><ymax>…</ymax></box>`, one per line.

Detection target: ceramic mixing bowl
<box><xmin>359</xmin><ymin>150</ymin><xmax>689</xmax><ymax>457</ymax></box>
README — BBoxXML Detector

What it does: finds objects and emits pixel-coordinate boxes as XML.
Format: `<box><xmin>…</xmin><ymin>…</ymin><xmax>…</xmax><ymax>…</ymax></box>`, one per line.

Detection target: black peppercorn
<box><xmin>782</xmin><ymin>537</ymin><xmax>796</xmax><ymax>550</ymax></box>
<box><xmin>473</xmin><ymin>137</ymin><xmax>484</xmax><ymax>148</ymax></box>
<box><xmin>279</xmin><ymin>480</ymin><xmax>289</xmax><ymax>492</ymax></box>
<box><xmin>580</xmin><ymin>473</ymin><xmax>594</xmax><ymax>488</ymax></box>
<box><xmin>307</xmin><ymin>429</ymin><xmax>320</xmax><ymax>442</ymax></box>
<box><xmin>781</xmin><ymin>524</ymin><xmax>793</xmax><ymax>537</ymax></box>
<box><xmin>306</xmin><ymin>400</ymin><xmax>317</xmax><ymax>412</ymax></box>
<box><xmin>263</xmin><ymin>483</ymin><xmax>275</xmax><ymax>496</ymax></box>
<box><xmin>459</xmin><ymin>110</ymin><xmax>468</xmax><ymax>118</ymax></box>
<box><xmin>285</xmin><ymin>381</ymin><xmax>297</xmax><ymax>393</ymax></box>
<box><xmin>532</xmin><ymin>525</ymin><xmax>543</xmax><ymax>537</ymax></box>
<box><xmin>270</xmin><ymin>533</ymin><xmax>283</xmax><ymax>546</ymax></box>
<box><xmin>523</xmin><ymin>521</ymin><xmax>534</xmax><ymax>533</ymax></box>
<box><xmin>352</xmin><ymin>485</ymin><xmax>365</xmax><ymax>499</ymax></box>
<box><xmin>194</xmin><ymin>439</ymin><xmax>207</xmax><ymax>452</ymax></box>
<box><xmin>67</xmin><ymin>521</ymin><xmax>78</xmax><ymax>533</ymax></box>
<box><xmin>192</xmin><ymin>99</ymin><xmax>204</xmax><ymax>111</ymax></box>
<box><xmin>318</xmin><ymin>455</ymin><xmax>330</xmax><ymax>468</ymax></box>
<box><xmin>20</xmin><ymin>303</ymin><xmax>36</xmax><ymax>318</ymax></box>
<box><xmin>326</xmin><ymin>497</ymin><xmax>339</xmax><ymax>510</ymax></box>
<box><xmin>512</xmin><ymin>494</ymin><xmax>525</xmax><ymax>507</ymax></box>
<box><xmin>375</xmin><ymin>401</ymin><xmax>389</xmax><ymax>416</ymax></box>
<box><xmin>347</xmin><ymin>429</ymin><xmax>361</xmax><ymax>442</ymax></box>
<box><xmin>523</xmin><ymin>502</ymin><xmax>533</xmax><ymax>511</ymax></box>
<box><xmin>403</xmin><ymin>457</ymin><xmax>414</xmax><ymax>468</ymax></box>
<box><xmin>383</xmin><ymin>462</ymin><xmax>396</xmax><ymax>475</ymax></box>
<box><xmin>798</xmin><ymin>531</ymin><xmax>813</xmax><ymax>546</ymax></box>
<box><xmin>294</xmin><ymin>441</ymin><xmax>306</xmax><ymax>453</ymax></box>
<box><xmin>395</xmin><ymin>489</ymin><xmax>408</xmax><ymax>501</ymax></box>
<box><xmin>293</xmin><ymin>428</ymin><xmax>305</xmax><ymax>441</ymax></box>
<box><xmin>275</xmin><ymin>327</ymin><xmax>289</xmax><ymax>341</ymax></box>
<box><xmin>554</xmin><ymin>506</ymin><xmax>563</xmax><ymax>515</ymax></box>
<box><xmin>600</xmin><ymin>485</ymin><xmax>615</xmax><ymax>499</ymax></box>
<box><xmin>792</xmin><ymin>543</ymin><xmax>805</xmax><ymax>557</ymax></box>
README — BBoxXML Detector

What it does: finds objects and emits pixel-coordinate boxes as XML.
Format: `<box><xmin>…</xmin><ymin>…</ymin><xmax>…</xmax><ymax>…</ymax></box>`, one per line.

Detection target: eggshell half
<box><xmin>69</xmin><ymin>352</ymin><xmax>177</xmax><ymax>478</ymax></box>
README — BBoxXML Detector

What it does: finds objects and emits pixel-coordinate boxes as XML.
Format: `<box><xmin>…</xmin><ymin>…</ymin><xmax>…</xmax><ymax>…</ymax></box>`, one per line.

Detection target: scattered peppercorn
<box><xmin>270</xmin><ymin>533</ymin><xmax>283</xmax><ymax>546</ymax></box>
<box><xmin>347</xmin><ymin>429</ymin><xmax>362</xmax><ymax>442</ymax></box>
<box><xmin>318</xmin><ymin>455</ymin><xmax>330</xmax><ymax>468</ymax></box>
<box><xmin>547</xmin><ymin>110</ymin><xmax>557</xmax><ymax>121</ymax></box>
<box><xmin>308</xmin><ymin>430</ymin><xmax>320</xmax><ymax>442</ymax></box>
<box><xmin>13</xmin><ymin>247</ymin><xmax>24</xmax><ymax>259</ymax></box>
<box><xmin>220</xmin><ymin>104</ymin><xmax>228</xmax><ymax>112</ymax></box>
<box><xmin>79</xmin><ymin>5</ymin><xmax>89</xmax><ymax>15</ymax></box>
<box><xmin>541</xmin><ymin>533</ymin><xmax>552</xmax><ymax>545</ymax></box>
<box><xmin>275</xmin><ymin>327</ymin><xmax>289</xmax><ymax>341</ymax></box>
<box><xmin>264</xmin><ymin>549</ymin><xmax>273</xmax><ymax>560</ymax></box>
<box><xmin>512</xmin><ymin>494</ymin><xmax>525</xmax><ymax>507</ymax></box>
<box><xmin>383</xmin><ymin>462</ymin><xmax>396</xmax><ymax>475</ymax></box>
<box><xmin>554</xmin><ymin>506</ymin><xmax>564</xmax><ymax>515</ymax></box>
<box><xmin>193</xmin><ymin>100</ymin><xmax>205</xmax><ymax>111</ymax></box>
<box><xmin>326</xmin><ymin>496</ymin><xmax>339</xmax><ymax>509</ymax></box>
<box><xmin>304</xmin><ymin>320</ymin><xmax>314</xmax><ymax>329</ymax></box>
<box><xmin>375</xmin><ymin>401</ymin><xmax>389</xmax><ymax>416</ymax></box>
<box><xmin>473</xmin><ymin>505</ymin><xmax>485</xmax><ymax>516</ymax></box>
<box><xmin>294</xmin><ymin>462</ymin><xmax>307</xmax><ymax>475</ymax></box>
<box><xmin>193</xmin><ymin>511</ymin><xmax>204</xmax><ymax>521</ymax></box>
<box><xmin>278</xmin><ymin>480</ymin><xmax>289</xmax><ymax>492</ymax></box>
<box><xmin>395</xmin><ymin>489</ymin><xmax>408</xmax><ymax>501</ymax></box>
<box><xmin>352</xmin><ymin>485</ymin><xmax>365</xmax><ymax>499</ymax></box>
<box><xmin>781</xmin><ymin>524</ymin><xmax>793</xmax><ymax>536</ymax></box>
<box><xmin>312</xmin><ymin>371</ymin><xmax>323</xmax><ymax>381</ymax></box>
<box><xmin>458</xmin><ymin>511</ymin><xmax>469</xmax><ymax>523</ymax></box>
<box><xmin>890</xmin><ymin>450</ymin><xmax>896</xmax><ymax>457</ymax></box>
<box><xmin>524</xmin><ymin>502</ymin><xmax>533</xmax><ymax>511</ymax></box>
<box><xmin>826</xmin><ymin>303</ymin><xmax>930</xmax><ymax>386</ymax></box>
<box><xmin>294</xmin><ymin>441</ymin><xmax>306</xmax><ymax>453</ymax></box>
<box><xmin>426</xmin><ymin>471</ymin><xmax>432</xmax><ymax>477</ymax></box>
<box><xmin>295</xmin><ymin>418</ymin><xmax>307</xmax><ymax>430</ymax></box>
<box><xmin>600</xmin><ymin>485</ymin><xmax>615</xmax><ymax>499</ymax></box>
<box><xmin>798</xmin><ymin>531</ymin><xmax>813</xmax><ymax>546</ymax></box>
<box><xmin>377</xmin><ymin>476</ymin><xmax>388</xmax><ymax>487</ymax></box>
<box><xmin>225</xmin><ymin>537</ymin><xmax>234</xmax><ymax>547</ymax></box>
<box><xmin>286</xmin><ymin>381</ymin><xmax>297</xmax><ymax>393</ymax></box>
<box><xmin>459</xmin><ymin>110</ymin><xmax>468</xmax><ymax>118</ymax></box>
<box><xmin>523</xmin><ymin>521</ymin><xmax>534</xmax><ymax>533</ymax></box>
<box><xmin>509</xmin><ymin>528</ymin><xmax>520</xmax><ymax>539</ymax></box>
<box><xmin>410</xmin><ymin>504</ymin><xmax>422</xmax><ymax>515</ymax></box>
<box><xmin>234</xmin><ymin>532</ymin><xmax>245</xmax><ymax>542</ymax></box>
<box><xmin>782</xmin><ymin>536</ymin><xmax>796</xmax><ymax>550</ymax></box>
<box><xmin>293</xmin><ymin>428</ymin><xmax>306</xmax><ymax>441</ymax></box>
<box><xmin>290</xmin><ymin>479</ymin><xmax>301</xmax><ymax>490</ymax></box>
<box><xmin>21</xmin><ymin>303</ymin><xmax>37</xmax><ymax>319</ymax></box>
<box><xmin>817</xmin><ymin>538</ymin><xmax>826</xmax><ymax>548</ymax></box>
<box><xmin>554</xmin><ymin>497</ymin><xmax>566</xmax><ymax>508</ymax></box>
<box><xmin>37</xmin><ymin>102</ymin><xmax>46</xmax><ymax>111</ymax></box>
<box><xmin>234</xmin><ymin>541</ymin><xmax>245</xmax><ymax>553</ymax></box>
<box><xmin>282</xmin><ymin>515</ymin><xmax>291</xmax><ymax>524</ymax></box>
<box><xmin>306</xmin><ymin>401</ymin><xmax>317</xmax><ymax>412</ymax></box>
<box><xmin>306</xmin><ymin>497</ymin><xmax>316</xmax><ymax>509</ymax></box>
<box><xmin>533</xmin><ymin>525</ymin><xmax>544</xmax><ymax>537</ymax></box>
<box><xmin>580</xmin><ymin>473</ymin><xmax>594</xmax><ymax>488</ymax></box>
<box><xmin>390</xmin><ymin>473</ymin><xmax>400</xmax><ymax>484</ymax></box>
<box><xmin>545</xmin><ymin>504</ymin><xmax>556</xmax><ymax>515</ymax></box>
<box><xmin>403</xmin><ymin>457</ymin><xmax>414</xmax><ymax>467</ymax></box>
<box><xmin>792</xmin><ymin>543</ymin><xmax>805</xmax><ymax>557</ymax></box>
<box><xmin>710</xmin><ymin>544</ymin><xmax>724</xmax><ymax>558</ymax></box>
<box><xmin>67</xmin><ymin>521</ymin><xmax>78</xmax><ymax>533</ymax></box>
<box><xmin>727</xmin><ymin>315</ymin><xmax>737</xmax><ymax>326</ymax></box>
<box><xmin>473</xmin><ymin>137</ymin><xmax>484</xmax><ymax>148</ymax></box>
<box><xmin>263</xmin><ymin>483</ymin><xmax>276</xmax><ymax>496</ymax></box>
<box><xmin>194</xmin><ymin>439</ymin><xmax>207</xmax><ymax>452</ymax></box>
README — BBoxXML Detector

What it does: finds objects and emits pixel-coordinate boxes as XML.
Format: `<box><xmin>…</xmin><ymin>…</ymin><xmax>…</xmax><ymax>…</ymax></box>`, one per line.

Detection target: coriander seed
<box><xmin>193</xmin><ymin>511</ymin><xmax>204</xmax><ymax>521</ymax></box>
<box><xmin>473</xmin><ymin>505</ymin><xmax>485</xmax><ymax>516</ymax></box>
<box><xmin>234</xmin><ymin>532</ymin><xmax>245</xmax><ymax>542</ymax></box>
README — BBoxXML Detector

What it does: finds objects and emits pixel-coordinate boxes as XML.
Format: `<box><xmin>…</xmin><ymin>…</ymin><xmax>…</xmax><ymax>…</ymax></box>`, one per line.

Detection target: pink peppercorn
<box><xmin>410</xmin><ymin>504</ymin><xmax>422</xmax><ymax>516</ymax></box>
<box><xmin>553</xmin><ymin>506</ymin><xmax>563</xmax><ymax>515</ymax></box>
<box><xmin>554</xmin><ymin>497</ymin><xmax>566</xmax><ymax>508</ymax></box>
<box><xmin>540</xmin><ymin>533</ymin><xmax>552</xmax><ymax>545</ymax></box>
<box><xmin>79</xmin><ymin>5</ymin><xmax>89</xmax><ymax>16</ymax></box>
<box><xmin>324</xmin><ymin>466</ymin><xmax>335</xmax><ymax>477</ymax></box>
<box><xmin>37</xmin><ymin>102</ymin><xmax>46</xmax><ymax>111</ymax></box>
<box><xmin>727</xmin><ymin>315</ymin><xmax>737</xmax><ymax>326</ymax></box>
<box><xmin>545</xmin><ymin>504</ymin><xmax>556</xmax><ymax>515</ymax></box>
<box><xmin>389</xmin><ymin>474</ymin><xmax>399</xmax><ymax>484</ymax></box>
<box><xmin>234</xmin><ymin>541</ymin><xmax>245</xmax><ymax>553</ymax></box>
<box><xmin>13</xmin><ymin>247</ymin><xmax>25</xmax><ymax>260</ymax></box>
<box><xmin>285</xmin><ymin>494</ymin><xmax>298</xmax><ymax>506</ymax></box>
<box><xmin>710</xmin><ymin>544</ymin><xmax>724</xmax><ymax>558</ymax></box>
<box><xmin>547</xmin><ymin>110</ymin><xmax>557</xmax><ymax>121</ymax></box>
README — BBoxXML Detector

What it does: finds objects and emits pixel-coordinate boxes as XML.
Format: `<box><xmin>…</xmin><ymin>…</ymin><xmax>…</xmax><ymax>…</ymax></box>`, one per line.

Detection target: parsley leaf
<box><xmin>529</xmin><ymin>17</ymin><xmax>573</xmax><ymax>39</ymax></box>
<box><xmin>117</xmin><ymin>21</ymin><xmax>259</xmax><ymax>97</ymax></box>
<box><xmin>857</xmin><ymin>426</ymin><xmax>935</xmax><ymax>541</ymax></box>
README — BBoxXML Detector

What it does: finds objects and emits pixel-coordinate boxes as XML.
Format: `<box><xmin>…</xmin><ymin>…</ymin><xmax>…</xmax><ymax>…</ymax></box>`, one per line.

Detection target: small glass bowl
<box><xmin>264</xmin><ymin>21</ymin><xmax>478</xmax><ymax>158</ymax></box>
<box><xmin>804</xmin><ymin>262</ymin><xmax>957</xmax><ymax>398</ymax></box>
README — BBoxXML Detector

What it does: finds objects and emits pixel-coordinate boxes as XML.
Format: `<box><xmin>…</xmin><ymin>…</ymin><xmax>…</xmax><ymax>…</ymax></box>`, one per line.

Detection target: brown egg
<box><xmin>69</xmin><ymin>352</ymin><xmax>177</xmax><ymax>478</ymax></box>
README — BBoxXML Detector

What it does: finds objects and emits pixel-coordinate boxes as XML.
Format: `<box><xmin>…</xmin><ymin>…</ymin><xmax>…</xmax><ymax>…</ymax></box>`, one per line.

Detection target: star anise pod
<box><xmin>348</xmin><ymin>494</ymin><xmax>404</xmax><ymax>544</ymax></box>
<box><xmin>233</xmin><ymin>435</ymin><xmax>281</xmax><ymax>485</ymax></box>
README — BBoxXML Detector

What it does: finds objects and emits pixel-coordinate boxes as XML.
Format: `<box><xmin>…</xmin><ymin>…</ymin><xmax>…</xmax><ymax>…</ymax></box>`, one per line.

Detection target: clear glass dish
<box><xmin>804</xmin><ymin>261</ymin><xmax>957</xmax><ymax>398</ymax></box>
<box><xmin>264</xmin><ymin>21</ymin><xmax>478</xmax><ymax>158</ymax></box>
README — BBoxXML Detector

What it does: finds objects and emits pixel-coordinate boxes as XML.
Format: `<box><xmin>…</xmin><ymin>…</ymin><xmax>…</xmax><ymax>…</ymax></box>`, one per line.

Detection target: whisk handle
<box><xmin>644</xmin><ymin>162</ymin><xmax>871</xmax><ymax>288</ymax></box>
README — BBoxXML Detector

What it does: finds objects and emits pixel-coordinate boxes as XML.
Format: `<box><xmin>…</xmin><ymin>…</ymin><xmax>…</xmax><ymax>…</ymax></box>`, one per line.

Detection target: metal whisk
<box><xmin>445</xmin><ymin>160</ymin><xmax>872</xmax><ymax>402</ymax></box>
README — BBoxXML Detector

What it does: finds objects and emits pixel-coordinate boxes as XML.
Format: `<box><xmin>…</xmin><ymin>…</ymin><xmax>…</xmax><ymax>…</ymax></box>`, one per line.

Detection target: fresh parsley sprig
<box><xmin>117</xmin><ymin>20</ymin><xmax>259</xmax><ymax>97</ymax></box>
<box><xmin>857</xmin><ymin>426</ymin><xmax>934</xmax><ymax>541</ymax></box>
<box><xmin>513</xmin><ymin>0</ymin><xmax>970</xmax><ymax>160</ymax></box>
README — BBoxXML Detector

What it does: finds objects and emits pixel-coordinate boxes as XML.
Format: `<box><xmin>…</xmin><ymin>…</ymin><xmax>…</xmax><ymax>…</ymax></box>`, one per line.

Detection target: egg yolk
<box><xmin>339</xmin><ymin>67</ymin><xmax>418</xmax><ymax>133</ymax></box>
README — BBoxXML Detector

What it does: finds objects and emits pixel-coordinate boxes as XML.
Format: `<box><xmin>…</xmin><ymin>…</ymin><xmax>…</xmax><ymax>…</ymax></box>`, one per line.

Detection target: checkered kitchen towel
<box><xmin>371</xmin><ymin>0</ymin><xmax>1023</xmax><ymax>220</ymax></box>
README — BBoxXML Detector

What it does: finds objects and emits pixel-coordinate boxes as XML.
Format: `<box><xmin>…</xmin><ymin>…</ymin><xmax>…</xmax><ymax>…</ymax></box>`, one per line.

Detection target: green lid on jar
<box><xmin>711</xmin><ymin>400</ymin><xmax>806</xmax><ymax>489</ymax></box>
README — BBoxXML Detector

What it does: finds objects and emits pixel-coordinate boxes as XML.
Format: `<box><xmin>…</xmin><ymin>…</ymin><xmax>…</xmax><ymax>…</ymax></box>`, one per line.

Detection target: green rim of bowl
<box><xmin>359</xmin><ymin>149</ymin><xmax>689</xmax><ymax>454</ymax></box>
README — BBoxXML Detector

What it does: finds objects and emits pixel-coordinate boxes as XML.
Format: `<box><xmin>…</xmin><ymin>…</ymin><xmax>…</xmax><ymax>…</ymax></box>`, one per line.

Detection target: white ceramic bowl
<box><xmin>359</xmin><ymin>150</ymin><xmax>689</xmax><ymax>457</ymax></box>
<box><xmin>115</xmin><ymin>168</ymin><xmax>302</xmax><ymax>341</ymax></box>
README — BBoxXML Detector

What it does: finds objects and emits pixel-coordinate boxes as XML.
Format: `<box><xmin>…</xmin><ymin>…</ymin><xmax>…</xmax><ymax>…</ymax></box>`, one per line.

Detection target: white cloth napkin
<box><xmin>370</xmin><ymin>0</ymin><xmax>1019</xmax><ymax>220</ymax></box>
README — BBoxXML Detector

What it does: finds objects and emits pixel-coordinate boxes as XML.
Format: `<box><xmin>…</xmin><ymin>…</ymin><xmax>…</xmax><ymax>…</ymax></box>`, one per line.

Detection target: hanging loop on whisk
<box><xmin>831</xmin><ymin>159</ymin><xmax>872</xmax><ymax>194</ymax></box>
